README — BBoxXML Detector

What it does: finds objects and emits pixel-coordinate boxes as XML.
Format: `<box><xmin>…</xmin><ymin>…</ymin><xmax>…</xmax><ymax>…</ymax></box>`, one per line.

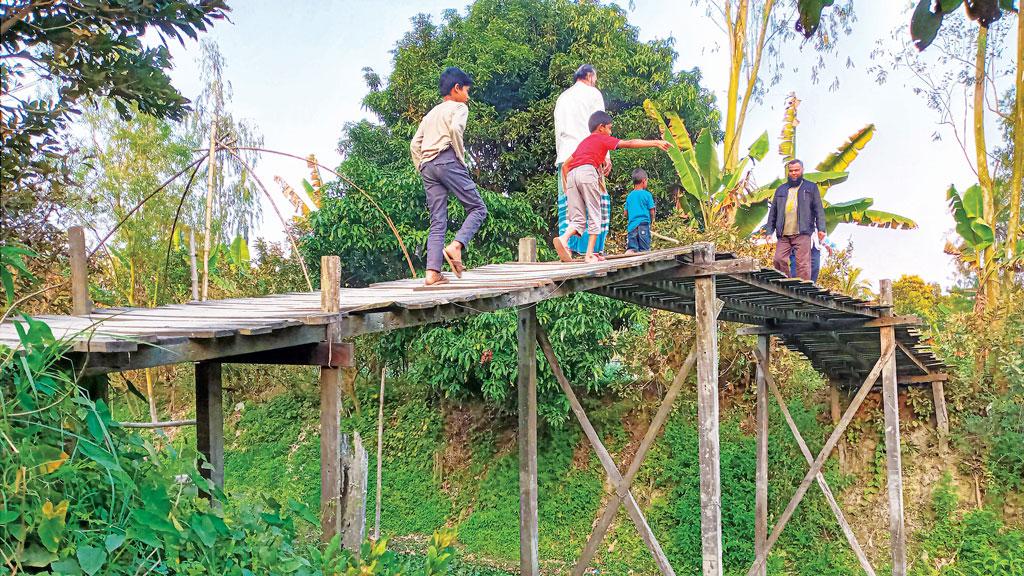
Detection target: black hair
<box><xmin>786</xmin><ymin>159</ymin><xmax>804</xmax><ymax>168</ymax></box>
<box><xmin>588</xmin><ymin>110</ymin><xmax>613</xmax><ymax>133</ymax></box>
<box><xmin>632</xmin><ymin>168</ymin><xmax>648</xmax><ymax>184</ymax></box>
<box><xmin>574</xmin><ymin>64</ymin><xmax>596</xmax><ymax>82</ymax></box>
<box><xmin>439</xmin><ymin>67</ymin><xmax>473</xmax><ymax>97</ymax></box>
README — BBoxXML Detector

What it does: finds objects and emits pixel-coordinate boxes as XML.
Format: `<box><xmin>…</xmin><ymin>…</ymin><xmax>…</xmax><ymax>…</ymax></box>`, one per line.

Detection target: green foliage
<box><xmin>913</xmin><ymin>473</ymin><xmax>1024</xmax><ymax>575</ymax></box>
<box><xmin>1</xmin><ymin>243</ymin><xmax>36</xmax><ymax>307</ymax></box>
<box><xmin>1</xmin><ymin>0</ymin><xmax>228</xmax><ymax>254</ymax></box>
<box><xmin>910</xmin><ymin>0</ymin><xmax>1016</xmax><ymax>51</ymax></box>
<box><xmin>893</xmin><ymin>275</ymin><xmax>943</xmax><ymax>327</ymax></box>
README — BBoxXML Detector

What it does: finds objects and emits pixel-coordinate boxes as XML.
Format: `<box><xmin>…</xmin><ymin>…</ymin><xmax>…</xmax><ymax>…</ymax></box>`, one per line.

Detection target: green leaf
<box><xmin>19</xmin><ymin>543</ymin><xmax>58</xmax><ymax>568</ymax></box>
<box><xmin>190</xmin><ymin>514</ymin><xmax>218</xmax><ymax>547</ymax></box>
<box><xmin>735</xmin><ymin>201</ymin><xmax>771</xmax><ymax>237</ymax></box>
<box><xmin>803</xmin><ymin>171</ymin><xmax>849</xmax><ymax>187</ymax></box>
<box><xmin>76</xmin><ymin>545</ymin><xmax>106</xmax><ymax>575</ymax></box>
<box><xmin>104</xmin><ymin>533</ymin><xmax>126</xmax><ymax>552</ymax></box>
<box><xmin>76</xmin><ymin>439</ymin><xmax>121</xmax><ymax>472</ymax></box>
<box><xmin>748</xmin><ymin>131</ymin><xmax>769</xmax><ymax>161</ymax></box>
<box><xmin>695</xmin><ymin>130</ymin><xmax>720</xmax><ymax>195</ymax></box>
<box><xmin>51</xmin><ymin>557</ymin><xmax>83</xmax><ymax>575</ymax></box>
<box><xmin>38</xmin><ymin>500</ymin><xmax>68</xmax><ymax>553</ymax></box>
<box><xmin>778</xmin><ymin>94</ymin><xmax>799</xmax><ymax>162</ymax></box>
<box><xmin>796</xmin><ymin>0</ymin><xmax>836</xmax><ymax>38</ymax></box>
<box><xmin>816</xmin><ymin>124</ymin><xmax>875</xmax><ymax>174</ymax></box>
<box><xmin>912</xmin><ymin>0</ymin><xmax>944</xmax><ymax>51</ymax></box>
<box><xmin>960</xmin><ymin>184</ymin><xmax>984</xmax><ymax>219</ymax></box>
<box><xmin>229</xmin><ymin>234</ymin><xmax>250</xmax><ymax>267</ymax></box>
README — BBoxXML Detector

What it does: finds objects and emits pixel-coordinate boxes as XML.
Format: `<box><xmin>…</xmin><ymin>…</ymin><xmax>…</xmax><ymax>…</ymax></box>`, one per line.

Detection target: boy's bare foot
<box><xmin>584</xmin><ymin>254</ymin><xmax>600</xmax><ymax>264</ymax></box>
<box><xmin>552</xmin><ymin>236</ymin><xmax>573</xmax><ymax>262</ymax></box>
<box><xmin>424</xmin><ymin>270</ymin><xmax>449</xmax><ymax>286</ymax></box>
<box><xmin>595</xmin><ymin>253</ymin><xmax>607</xmax><ymax>261</ymax></box>
<box><xmin>443</xmin><ymin>242</ymin><xmax>465</xmax><ymax>278</ymax></box>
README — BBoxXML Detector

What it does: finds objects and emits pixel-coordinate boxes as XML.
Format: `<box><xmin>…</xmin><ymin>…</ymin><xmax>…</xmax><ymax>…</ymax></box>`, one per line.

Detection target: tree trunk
<box><xmin>202</xmin><ymin>121</ymin><xmax>218</xmax><ymax>301</ymax></box>
<box><xmin>1008</xmin><ymin>13</ymin><xmax>1023</xmax><ymax>266</ymax></box>
<box><xmin>722</xmin><ymin>0</ymin><xmax>748</xmax><ymax>172</ymax></box>
<box><xmin>973</xmin><ymin>25</ymin><xmax>999</xmax><ymax>308</ymax></box>
<box><xmin>189</xmin><ymin>228</ymin><xmax>199</xmax><ymax>301</ymax></box>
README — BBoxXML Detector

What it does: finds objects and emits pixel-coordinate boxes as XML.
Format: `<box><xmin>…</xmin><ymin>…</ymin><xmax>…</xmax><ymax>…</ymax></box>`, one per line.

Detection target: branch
<box><xmin>0</xmin><ymin>1</ymin><xmax>50</xmax><ymax>36</ymax></box>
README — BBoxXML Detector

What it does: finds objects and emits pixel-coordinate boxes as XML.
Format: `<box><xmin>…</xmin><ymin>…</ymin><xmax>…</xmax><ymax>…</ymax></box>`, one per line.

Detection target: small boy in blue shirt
<box><xmin>624</xmin><ymin>168</ymin><xmax>655</xmax><ymax>253</ymax></box>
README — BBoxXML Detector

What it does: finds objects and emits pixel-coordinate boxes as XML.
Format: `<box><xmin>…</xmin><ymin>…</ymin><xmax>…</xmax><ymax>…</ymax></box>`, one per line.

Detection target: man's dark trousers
<box><xmin>420</xmin><ymin>147</ymin><xmax>488</xmax><ymax>272</ymax></box>
<box><xmin>774</xmin><ymin>234</ymin><xmax>812</xmax><ymax>280</ymax></box>
<box><xmin>791</xmin><ymin>246</ymin><xmax>821</xmax><ymax>282</ymax></box>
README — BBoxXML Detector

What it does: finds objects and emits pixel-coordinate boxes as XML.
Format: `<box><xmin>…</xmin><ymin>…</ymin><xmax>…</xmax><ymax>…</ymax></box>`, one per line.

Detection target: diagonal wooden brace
<box><xmin>535</xmin><ymin>323</ymin><xmax>676</xmax><ymax>576</ymax></box>
<box><xmin>746</xmin><ymin>340</ymin><xmax>895</xmax><ymax>576</ymax></box>
<box><xmin>753</xmin><ymin>348</ymin><xmax>877</xmax><ymax>576</ymax></box>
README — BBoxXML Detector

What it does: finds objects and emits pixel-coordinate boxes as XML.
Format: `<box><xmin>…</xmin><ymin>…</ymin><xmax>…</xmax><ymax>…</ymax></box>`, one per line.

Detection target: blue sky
<box><xmin>161</xmin><ymin>1</ymin><xmax>1002</xmax><ymax>288</ymax></box>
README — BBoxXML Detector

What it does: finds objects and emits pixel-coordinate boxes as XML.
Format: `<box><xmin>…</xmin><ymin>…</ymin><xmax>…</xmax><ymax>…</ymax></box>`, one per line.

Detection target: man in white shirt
<box><xmin>554</xmin><ymin>64</ymin><xmax>608</xmax><ymax>257</ymax></box>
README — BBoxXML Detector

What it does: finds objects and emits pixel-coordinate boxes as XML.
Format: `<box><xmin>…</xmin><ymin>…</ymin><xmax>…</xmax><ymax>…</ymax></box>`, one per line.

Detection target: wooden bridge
<box><xmin>1</xmin><ymin>236</ymin><xmax>948</xmax><ymax>576</ymax></box>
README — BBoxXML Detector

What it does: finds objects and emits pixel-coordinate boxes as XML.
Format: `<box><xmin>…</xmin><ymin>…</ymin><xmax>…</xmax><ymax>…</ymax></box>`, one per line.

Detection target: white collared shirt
<box><xmin>553</xmin><ymin>81</ymin><xmax>605</xmax><ymax>166</ymax></box>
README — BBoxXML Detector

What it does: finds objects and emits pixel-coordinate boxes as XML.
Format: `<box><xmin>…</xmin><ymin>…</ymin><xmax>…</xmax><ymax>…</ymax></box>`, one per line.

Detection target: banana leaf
<box><xmin>796</xmin><ymin>0</ymin><xmax>837</xmax><ymax>38</ymax></box>
<box><xmin>778</xmin><ymin>95</ymin><xmax>799</xmax><ymax>162</ymax></box>
<box><xmin>947</xmin><ymin>184</ymin><xmax>993</xmax><ymax>249</ymax></box>
<box><xmin>829</xmin><ymin>208</ymin><xmax>919</xmax><ymax>234</ymax></box>
<box><xmin>735</xmin><ymin>200</ymin><xmax>771</xmax><ymax>237</ymax></box>
<box><xmin>695</xmin><ymin>130</ymin><xmax>719</xmax><ymax>197</ymax></box>
<box><xmin>803</xmin><ymin>171</ymin><xmax>849</xmax><ymax>187</ymax></box>
<box><xmin>816</xmin><ymin>124</ymin><xmax>875</xmax><ymax>174</ymax></box>
<box><xmin>748</xmin><ymin>131</ymin><xmax>770</xmax><ymax>161</ymax></box>
<box><xmin>644</xmin><ymin>100</ymin><xmax>702</xmax><ymax>214</ymax></box>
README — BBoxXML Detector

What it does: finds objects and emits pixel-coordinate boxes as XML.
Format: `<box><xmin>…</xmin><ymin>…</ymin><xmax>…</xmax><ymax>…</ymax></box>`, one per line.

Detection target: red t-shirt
<box><xmin>565</xmin><ymin>133</ymin><xmax>620</xmax><ymax>172</ymax></box>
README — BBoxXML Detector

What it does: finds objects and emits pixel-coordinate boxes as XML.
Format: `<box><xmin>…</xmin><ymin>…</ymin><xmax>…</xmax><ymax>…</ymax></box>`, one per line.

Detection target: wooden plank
<box><xmin>745</xmin><ymin>341</ymin><xmax>894</xmax><ymax>576</ymax></box>
<box><xmin>69</xmin><ymin>226</ymin><xmax>93</xmax><ymax>315</ymax></box>
<box><xmin>320</xmin><ymin>255</ymin><xmax>343</xmax><ymax>542</ymax></box>
<box><xmin>879</xmin><ymin>280</ymin><xmax>906</xmax><ymax>576</ymax></box>
<box><xmin>754</xmin><ymin>335</ymin><xmax>768</xmax><ymax>576</ymax></box>
<box><xmin>657</xmin><ymin>257</ymin><xmax>760</xmax><ymax>278</ymax></box>
<box><xmin>830</xmin><ymin>384</ymin><xmax>847</xmax><ymax>472</ymax></box>
<box><xmin>536</xmin><ymin>325</ymin><xmax>675</xmax><ymax>576</ymax></box>
<box><xmin>516</xmin><ymin>238</ymin><xmax>540</xmax><ymax>576</ymax></box>
<box><xmin>897</xmin><ymin>373</ymin><xmax>949</xmax><ymax>384</ymax></box>
<box><xmin>754</xmin><ymin>348</ymin><xmax>876</xmax><ymax>576</ymax></box>
<box><xmin>694</xmin><ymin>243</ymin><xmax>722</xmax><ymax>576</ymax></box>
<box><xmin>729</xmin><ymin>273</ymin><xmax>878</xmax><ymax>319</ymax></box>
<box><xmin>735</xmin><ymin>315</ymin><xmax>922</xmax><ymax>336</ymax></box>
<box><xmin>195</xmin><ymin>362</ymin><xmax>224</xmax><ymax>489</ymax></box>
<box><xmin>932</xmin><ymin>380</ymin><xmax>950</xmax><ymax>454</ymax></box>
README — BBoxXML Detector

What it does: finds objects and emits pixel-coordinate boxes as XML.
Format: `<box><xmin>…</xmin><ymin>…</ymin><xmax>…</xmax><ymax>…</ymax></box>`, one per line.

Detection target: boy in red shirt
<box><xmin>554</xmin><ymin>111</ymin><xmax>670</xmax><ymax>263</ymax></box>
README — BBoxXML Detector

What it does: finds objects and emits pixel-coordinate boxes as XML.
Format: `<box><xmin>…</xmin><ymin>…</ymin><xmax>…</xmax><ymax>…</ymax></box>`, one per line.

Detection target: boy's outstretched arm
<box><xmin>617</xmin><ymin>139</ymin><xmax>671</xmax><ymax>151</ymax></box>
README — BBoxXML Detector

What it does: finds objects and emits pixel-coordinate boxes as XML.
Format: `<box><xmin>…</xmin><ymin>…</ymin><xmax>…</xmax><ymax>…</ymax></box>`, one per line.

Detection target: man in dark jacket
<box><xmin>764</xmin><ymin>159</ymin><xmax>826</xmax><ymax>280</ymax></box>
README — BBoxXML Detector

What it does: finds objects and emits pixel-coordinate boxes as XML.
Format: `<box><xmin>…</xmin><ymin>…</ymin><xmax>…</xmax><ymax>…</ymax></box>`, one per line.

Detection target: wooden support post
<box><xmin>754</xmin><ymin>349</ymin><xmax>877</xmax><ymax>576</ymax></box>
<box><xmin>754</xmin><ymin>335</ymin><xmax>769</xmax><ymax>576</ymax></box>
<box><xmin>320</xmin><ymin>255</ymin><xmax>343</xmax><ymax>542</ymax></box>
<box><xmin>69</xmin><ymin>225</ymin><xmax>92</xmax><ymax>316</ymax></box>
<box><xmin>879</xmin><ymin>279</ymin><xmax>906</xmax><ymax>576</ymax></box>
<box><xmin>516</xmin><ymin>238</ymin><xmax>539</xmax><ymax>576</ymax></box>
<box><xmin>745</xmin><ymin>342</ymin><xmax>895</xmax><ymax>576</ymax></box>
<box><xmin>932</xmin><ymin>380</ymin><xmax>950</xmax><ymax>455</ymax></box>
<box><xmin>830</xmin><ymin>384</ymin><xmax>847</xmax><ymax>473</ymax></box>
<box><xmin>340</xmin><ymin>431</ymin><xmax>369</xmax><ymax>553</ymax></box>
<box><xmin>694</xmin><ymin>243</ymin><xmax>722</xmax><ymax>576</ymax></box>
<box><xmin>195</xmin><ymin>361</ymin><xmax>224</xmax><ymax>489</ymax></box>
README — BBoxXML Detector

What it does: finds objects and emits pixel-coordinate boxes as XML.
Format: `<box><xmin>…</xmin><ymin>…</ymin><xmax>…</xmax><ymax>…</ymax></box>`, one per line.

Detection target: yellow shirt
<box><xmin>783</xmin><ymin>186</ymin><xmax>800</xmax><ymax>236</ymax></box>
<box><xmin>410</xmin><ymin>100</ymin><xmax>469</xmax><ymax>170</ymax></box>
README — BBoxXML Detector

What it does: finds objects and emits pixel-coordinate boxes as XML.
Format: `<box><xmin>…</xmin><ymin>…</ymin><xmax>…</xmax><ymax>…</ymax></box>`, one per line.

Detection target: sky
<box><xmin>160</xmin><ymin>0</ymin><xmax>1004</xmax><ymax>289</ymax></box>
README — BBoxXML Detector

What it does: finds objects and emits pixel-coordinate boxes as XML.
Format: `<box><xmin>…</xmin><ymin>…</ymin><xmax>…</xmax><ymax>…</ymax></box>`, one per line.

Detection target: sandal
<box><xmin>552</xmin><ymin>236</ymin><xmax>573</xmax><ymax>262</ymax></box>
<box><xmin>424</xmin><ymin>272</ymin><xmax>450</xmax><ymax>286</ymax></box>
<box><xmin>443</xmin><ymin>247</ymin><xmax>465</xmax><ymax>278</ymax></box>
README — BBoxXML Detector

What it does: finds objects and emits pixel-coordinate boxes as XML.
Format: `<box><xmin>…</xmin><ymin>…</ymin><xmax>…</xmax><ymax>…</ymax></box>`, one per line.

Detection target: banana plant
<box><xmin>644</xmin><ymin>99</ymin><xmax>770</xmax><ymax>233</ymax></box>
<box><xmin>762</xmin><ymin>93</ymin><xmax>918</xmax><ymax>235</ymax></box>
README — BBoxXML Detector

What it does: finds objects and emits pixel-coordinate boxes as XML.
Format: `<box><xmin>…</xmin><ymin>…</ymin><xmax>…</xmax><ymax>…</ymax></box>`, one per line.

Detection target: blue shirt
<box><xmin>625</xmin><ymin>189</ymin><xmax>655</xmax><ymax>232</ymax></box>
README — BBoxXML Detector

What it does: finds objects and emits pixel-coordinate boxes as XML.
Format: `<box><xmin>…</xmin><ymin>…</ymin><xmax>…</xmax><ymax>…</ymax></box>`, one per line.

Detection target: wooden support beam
<box><xmin>830</xmin><ymin>384</ymin><xmax>847</xmax><ymax>473</ymax></box>
<box><xmin>536</xmin><ymin>324</ymin><xmax>675</xmax><ymax>576</ymax></box>
<box><xmin>195</xmin><ymin>361</ymin><xmax>224</xmax><ymax>489</ymax></box>
<box><xmin>694</xmin><ymin>243</ymin><xmax>722</xmax><ymax>576</ymax></box>
<box><xmin>879</xmin><ymin>280</ymin><xmax>906</xmax><ymax>576</ymax></box>
<box><xmin>932</xmin><ymin>380</ymin><xmax>950</xmax><ymax>454</ymax></box>
<box><xmin>516</xmin><ymin>238</ymin><xmax>540</xmax><ymax>576</ymax></box>
<box><xmin>320</xmin><ymin>255</ymin><xmax>343</xmax><ymax>542</ymax></box>
<box><xmin>897</xmin><ymin>373</ymin><xmax>949</xmax><ymax>384</ymax></box>
<box><xmin>648</xmin><ymin>281</ymin><xmax>819</xmax><ymax>324</ymax></box>
<box><xmin>754</xmin><ymin>335</ymin><xmax>769</xmax><ymax>576</ymax></box>
<box><xmin>219</xmin><ymin>342</ymin><xmax>354</xmax><ymax>367</ymax></box>
<box><xmin>658</xmin><ymin>257</ymin><xmax>760</xmax><ymax>278</ymax></box>
<box><xmin>69</xmin><ymin>225</ymin><xmax>93</xmax><ymax>316</ymax></box>
<box><xmin>754</xmin><ymin>349</ymin><xmax>876</xmax><ymax>576</ymax></box>
<box><xmin>745</xmin><ymin>340</ymin><xmax>894</xmax><ymax>576</ymax></box>
<box><xmin>735</xmin><ymin>315</ymin><xmax>922</xmax><ymax>336</ymax></box>
<box><xmin>730</xmin><ymin>273</ymin><xmax>877</xmax><ymax>319</ymax></box>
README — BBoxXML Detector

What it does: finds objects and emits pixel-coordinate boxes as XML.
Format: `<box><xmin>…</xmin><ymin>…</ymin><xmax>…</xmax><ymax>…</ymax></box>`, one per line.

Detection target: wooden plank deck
<box><xmin>0</xmin><ymin>244</ymin><xmax>946</xmax><ymax>382</ymax></box>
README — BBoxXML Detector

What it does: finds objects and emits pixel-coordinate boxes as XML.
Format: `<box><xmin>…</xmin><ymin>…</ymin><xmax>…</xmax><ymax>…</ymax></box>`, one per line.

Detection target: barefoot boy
<box><xmin>624</xmin><ymin>168</ymin><xmax>655</xmax><ymax>254</ymax></box>
<box><xmin>554</xmin><ymin>111</ymin><xmax>669</xmax><ymax>263</ymax></box>
<box><xmin>410</xmin><ymin>67</ymin><xmax>488</xmax><ymax>286</ymax></box>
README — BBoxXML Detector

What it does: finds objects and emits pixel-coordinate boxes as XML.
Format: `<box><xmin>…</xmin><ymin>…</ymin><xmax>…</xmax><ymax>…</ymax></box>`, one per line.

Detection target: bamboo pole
<box><xmin>374</xmin><ymin>367</ymin><xmax>385</xmax><ymax>540</ymax></box>
<box><xmin>202</xmin><ymin>121</ymin><xmax>218</xmax><ymax>301</ymax></box>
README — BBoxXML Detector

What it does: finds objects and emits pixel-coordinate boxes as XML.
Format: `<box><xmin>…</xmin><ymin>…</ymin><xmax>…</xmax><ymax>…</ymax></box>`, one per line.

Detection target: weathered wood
<box><xmin>731</xmin><ymin>273</ymin><xmax>877</xmax><ymax>318</ymax></box>
<box><xmin>516</xmin><ymin>238</ymin><xmax>539</xmax><ymax>576</ymax></box>
<box><xmin>746</xmin><ymin>340</ymin><xmax>895</xmax><ymax>576</ymax></box>
<box><xmin>69</xmin><ymin>226</ymin><xmax>92</xmax><ymax>316</ymax></box>
<box><xmin>754</xmin><ymin>348</ymin><xmax>876</xmax><ymax>576</ymax></box>
<box><xmin>897</xmin><ymin>373</ymin><xmax>949</xmax><ymax>384</ymax></box>
<box><xmin>195</xmin><ymin>362</ymin><xmax>224</xmax><ymax>489</ymax></box>
<box><xmin>374</xmin><ymin>368</ymin><xmax>385</xmax><ymax>540</ymax></box>
<box><xmin>932</xmin><ymin>380</ymin><xmax>950</xmax><ymax>454</ymax></box>
<box><xmin>660</xmin><ymin>257</ymin><xmax>760</xmax><ymax>278</ymax></box>
<box><xmin>879</xmin><ymin>279</ymin><xmax>906</xmax><ymax>576</ymax></box>
<box><xmin>694</xmin><ymin>243</ymin><xmax>722</xmax><ymax>576</ymax></box>
<box><xmin>340</xmin><ymin>432</ymin><xmax>368</xmax><ymax>553</ymax></box>
<box><xmin>754</xmin><ymin>335</ymin><xmax>769</xmax><ymax>576</ymax></box>
<box><xmin>536</xmin><ymin>324</ymin><xmax>675</xmax><ymax>576</ymax></box>
<box><xmin>320</xmin><ymin>256</ymin><xmax>343</xmax><ymax>542</ymax></box>
<box><xmin>735</xmin><ymin>315</ymin><xmax>922</xmax><ymax>336</ymax></box>
<box><xmin>220</xmin><ymin>342</ymin><xmax>354</xmax><ymax>367</ymax></box>
<box><xmin>830</xmin><ymin>384</ymin><xmax>847</xmax><ymax>472</ymax></box>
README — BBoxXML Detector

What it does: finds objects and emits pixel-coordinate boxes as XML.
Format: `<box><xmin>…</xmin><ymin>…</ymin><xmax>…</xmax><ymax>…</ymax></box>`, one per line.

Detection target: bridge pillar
<box><xmin>754</xmin><ymin>335</ymin><xmax>769</xmax><ymax>576</ymax></box>
<box><xmin>320</xmin><ymin>255</ymin><xmax>343</xmax><ymax>542</ymax></box>
<box><xmin>516</xmin><ymin>237</ymin><xmax>539</xmax><ymax>576</ymax></box>
<box><xmin>879</xmin><ymin>279</ymin><xmax>906</xmax><ymax>575</ymax></box>
<box><xmin>196</xmin><ymin>361</ymin><xmax>224</xmax><ymax>489</ymax></box>
<box><xmin>694</xmin><ymin>243</ymin><xmax>722</xmax><ymax>576</ymax></box>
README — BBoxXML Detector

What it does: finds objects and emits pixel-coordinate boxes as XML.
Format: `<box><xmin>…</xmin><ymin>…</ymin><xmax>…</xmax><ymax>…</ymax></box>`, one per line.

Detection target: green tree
<box><xmin>0</xmin><ymin>0</ymin><xmax>228</xmax><ymax>258</ymax></box>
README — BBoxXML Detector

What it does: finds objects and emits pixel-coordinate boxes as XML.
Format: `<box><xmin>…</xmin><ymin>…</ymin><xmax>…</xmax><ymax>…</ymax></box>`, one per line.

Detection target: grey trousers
<box><xmin>420</xmin><ymin>147</ymin><xmax>488</xmax><ymax>272</ymax></box>
<box><xmin>564</xmin><ymin>164</ymin><xmax>602</xmax><ymax>237</ymax></box>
